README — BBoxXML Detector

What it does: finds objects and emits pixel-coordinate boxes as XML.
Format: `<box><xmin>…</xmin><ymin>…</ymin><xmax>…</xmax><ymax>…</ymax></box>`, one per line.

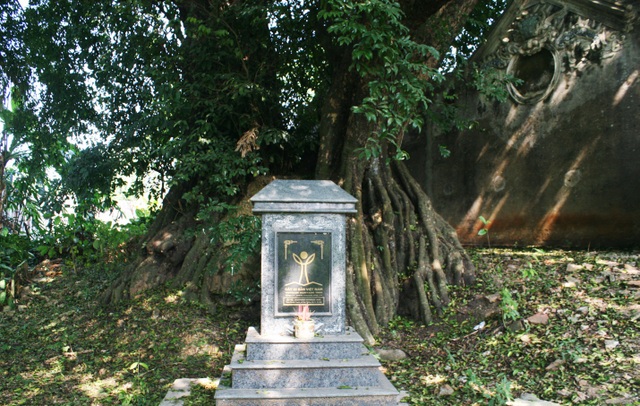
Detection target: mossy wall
<box><xmin>408</xmin><ymin>1</ymin><xmax>639</xmax><ymax>247</ymax></box>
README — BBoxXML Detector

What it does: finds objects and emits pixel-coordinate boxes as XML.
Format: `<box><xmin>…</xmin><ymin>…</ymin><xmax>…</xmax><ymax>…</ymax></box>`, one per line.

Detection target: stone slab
<box><xmin>214</xmin><ymin>330</ymin><xmax>402</xmax><ymax>404</ymax></box>
<box><xmin>215</xmin><ymin>386</ymin><xmax>401</xmax><ymax>406</ymax></box>
<box><xmin>230</xmin><ymin>350</ymin><xmax>385</xmax><ymax>389</ymax></box>
<box><xmin>251</xmin><ymin>180</ymin><xmax>357</xmax><ymax>214</ymax></box>
<box><xmin>215</xmin><ymin>368</ymin><xmax>401</xmax><ymax>406</ymax></box>
<box><xmin>245</xmin><ymin>327</ymin><xmax>366</xmax><ymax>360</ymax></box>
<box><xmin>159</xmin><ymin>377</ymin><xmax>217</xmax><ymax>406</ymax></box>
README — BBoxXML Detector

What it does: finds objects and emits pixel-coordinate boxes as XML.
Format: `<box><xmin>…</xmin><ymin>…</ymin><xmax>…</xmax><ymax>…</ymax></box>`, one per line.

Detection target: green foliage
<box><xmin>471</xmin><ymin>66</ymin><xmax>522</xmax><ymax>103</ymax></box>
<box><xmin>387</xmin><ymin>315</ymin><xmax>416</xmax><ymax>337</ymax></box>
<box><xmin>426</xmin><ymin>1</ymin><xmax>510</xmax><ymax>144</ymax></box>
<box><xmin>441</xmin><ymin>0</ymin><xmax>508</xmax><ymax>72</ymax></box>
<box><xmin>209</xmin><ymin>212</ymin><xmax>261</xmax><ymax>276</ymax></box>
<box><xmin>438</xmin><ymin>145</ymin><xmax>451</xmax><ymax>158</ymax></box>
<box><xmin>463</xmin><ymin>370</ymin><xmax>513</xmax><ymax>405</ymax></box>
<box><xmin>183</xmin><ymin>383</ymin><xmax>216</xmax><ymax>406</ymax></box>
<box><xmin>499</xmin><ymin>288</ymin><xmax>521</xmax><ymax>325</ymax></box>
<box><xmin>3</xmin><ymin>1</ymin><xmax>285</xmax><ymax>223</ymax></box>
<box><xmin>320</xmin><ymin>0</ymin><xmax>441</xmax><ymax>161</ymax></box>
<box><xmin>36</xmin><ymin>212</ymin><xmax>149</xmax><ymax>270</ymax></box>
<box><xmin>0</xmin><ymin>229</ymin><xmax>32</xmax><ymax>270</ymax></box>
<box><xmin>0</xmin><ymin>230</ymin><xmax>34</xmax><ymax>306</ymax></box>
<box><xmin>226</xmin><ymin>280</ymin><xmax>260</xmax><ymax>305</ymax></box>
<box><xmin>521</xmin><ymin>262</ymin><xmax>539</xmax><ymax>279</ymax></box>
<box><xmin>58</xmin><ymin>144</ymin><xmax>123</xmax><ymax>213</ymax></box>
<box><xmin>491</xmin><ymin>375</ymin><xmax>514</xmax><ymax>405</ymax></box>
<box><xmin>200</xmin><ymin>202</ymin><xmax>262</xmax><ymax>303</ymax></box>
<box><xmin>0</xmin><ymin>1</ymin><xmax>174</xmax><ymax>230</ymax></box>
<box><xmin>477</xmin><ymin>216</ymin><xmax>489</xmax><ymax>234</ymax></box>
<box><xmin>2</xmin><ymin>0</ymin><xmax>510</xmax><ymax>241</ymax></box>
<box><xmin>377</xmin><ymin>248</ymin><xmax>640</xmax><ymax>405</ymax></box>
<box><xmin>477</xmin><ymin>215</ymin><xmax>491</xmax><ymax>247</ymax></box>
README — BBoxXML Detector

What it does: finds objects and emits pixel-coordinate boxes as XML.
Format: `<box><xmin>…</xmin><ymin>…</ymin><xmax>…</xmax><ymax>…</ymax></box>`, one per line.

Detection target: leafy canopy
<box><xmin>320</xmin><ymin>0</ymin><xmax>442</xmax><ymax>160</ymax></box>
<box><xmin>1</xmin><ymin>0</ymin><xmax>506</xmax><ymax>227</ymax></box>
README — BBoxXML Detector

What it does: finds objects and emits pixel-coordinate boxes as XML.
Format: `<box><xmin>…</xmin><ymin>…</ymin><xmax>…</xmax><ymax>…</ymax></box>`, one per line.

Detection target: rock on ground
<box><xmin>374</xmin><ymin>348</ymin><xmax>408</xmax><ymax>361</ymax></box>
<box><xmin>507</xmin><ymin>393</ymin><xmax>560</xmax><ymax>405</ymax></box>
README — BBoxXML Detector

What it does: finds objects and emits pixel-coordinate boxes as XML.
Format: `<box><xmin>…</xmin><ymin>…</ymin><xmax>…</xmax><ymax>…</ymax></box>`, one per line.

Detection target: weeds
<box><xmin>499</xmin><ymin>288</ymin><xmax>521</xmax><ymax>326</ymax></box>
<box><xmin>477</xmin><ymin>215</ymin><xmax>491</xmax><ymax>247</ymax></box>
<box><xmin>380</xmin><ymin>248</ymin><xmax>640</xmax><ymax>405</ymax></box>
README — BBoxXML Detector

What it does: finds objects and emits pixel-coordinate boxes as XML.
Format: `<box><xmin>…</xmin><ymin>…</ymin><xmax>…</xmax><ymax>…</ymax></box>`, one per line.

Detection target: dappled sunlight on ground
<box><xmin>0</xmin><ymin>264</ymin><xmax>253</xmax><ymax>405</ymax></box>
<box><xmin>164</xmin><ymin>293</ymin><xmax>181</xmax><ymax>304</ymax></box>
<box><xmin>376</xmin><ymin>248</ymin><xmax>640</xmax><ymax>404</ymax></box>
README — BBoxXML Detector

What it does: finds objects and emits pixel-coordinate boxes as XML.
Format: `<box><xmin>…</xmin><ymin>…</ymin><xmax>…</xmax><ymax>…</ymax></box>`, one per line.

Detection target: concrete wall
<box><xmin>409</xmin><ymin>0</ymin><xmax>639</xmax><ymax>248</ymax></box>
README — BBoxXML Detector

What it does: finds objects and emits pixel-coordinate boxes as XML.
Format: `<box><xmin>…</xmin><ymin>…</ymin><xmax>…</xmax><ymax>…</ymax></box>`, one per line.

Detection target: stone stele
<box><xmin>251</xmin><ymin>179</ymin><xmax>357</xmax><ymax>336</ymax></box>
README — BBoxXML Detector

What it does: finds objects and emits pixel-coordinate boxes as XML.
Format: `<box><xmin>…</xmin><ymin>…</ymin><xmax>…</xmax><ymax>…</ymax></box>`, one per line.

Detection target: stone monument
<box><xmin>215</xmin><ymin>179</ymin><xmax>403</xmax><ymax>405</ymax></box>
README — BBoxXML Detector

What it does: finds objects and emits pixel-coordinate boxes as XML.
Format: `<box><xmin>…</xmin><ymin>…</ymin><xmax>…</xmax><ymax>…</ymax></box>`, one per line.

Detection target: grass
<box><xmin>0</xmin><ymin>261</ymin><xmax>253</xmax><ymax>405</ymax></box>
<box><xmin>1</xmin><ymin>248</ymin><xmax>638</xmax><ymax>405</ymax></box>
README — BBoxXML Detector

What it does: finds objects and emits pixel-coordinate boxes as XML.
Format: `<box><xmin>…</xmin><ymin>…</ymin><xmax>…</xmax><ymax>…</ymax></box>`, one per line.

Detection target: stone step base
<box><xmin>231</xmin><ymin>348</ymin><xmax>384</xmax><ymax>389</ymax></box>
<box><xmin>159</xmin><ymin>377</ymin><xmax>410</xmax><ymax>406</ymax></box>
<box><xmin>245</xmin><ymin>327</ymin><xmax>366</xmax><ymax>361</ymax></box>
<box><xmin>215</xmin><ymin>382</ymin><xmax>401</xmax><ymax>406</ymax></box>
<box><xmin>214</xmin><ymin>328</ymin><xmax>403</xmax><ymax>405</ymax></box>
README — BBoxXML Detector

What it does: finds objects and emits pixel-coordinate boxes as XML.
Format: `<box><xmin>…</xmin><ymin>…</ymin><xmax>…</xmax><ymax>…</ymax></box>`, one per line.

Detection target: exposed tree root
<box><xmin>100</xmin><ymin>179</ymin><xmax>267</xmax><ymax>312</ymax></box>
<box><xmin>342</xmin><ymin>157</ymin><xmax>476</xmax><ymax>343</ymax></box>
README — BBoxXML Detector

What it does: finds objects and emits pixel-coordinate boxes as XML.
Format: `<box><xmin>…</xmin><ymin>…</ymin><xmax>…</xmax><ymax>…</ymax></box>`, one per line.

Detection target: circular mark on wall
<box><xmin>443</xmin><ymin>184</ymin><xmax>454</xmax><ymax>196</ymax></box>
<box><xmin>564</xmin><ymin>169</ymin><xmax>582</xmax><ymax>188</ymax></box>
<box><xmin>507</xmin><ymin>47</ymin><xmax>561</xmax><ymax>104</ymax></box>
<box><xmin>490</xmin><ymin>175</ymin><xmax>506</xmax><ymax>192</ymax></box>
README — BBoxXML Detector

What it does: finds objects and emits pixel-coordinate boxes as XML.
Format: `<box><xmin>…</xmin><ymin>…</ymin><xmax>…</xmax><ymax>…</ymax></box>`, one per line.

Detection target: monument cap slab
<box><xmin>251</xmin><ymin>180</ymin><xmax>357</xmax><ymax>214</ymax></box>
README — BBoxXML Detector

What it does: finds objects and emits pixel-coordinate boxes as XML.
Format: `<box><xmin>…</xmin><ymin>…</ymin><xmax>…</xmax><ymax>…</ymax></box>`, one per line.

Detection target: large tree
<box><xmin>3</xmin><ymin>0</ymin><xmax>501</xmax><ymax>342</ymax></box>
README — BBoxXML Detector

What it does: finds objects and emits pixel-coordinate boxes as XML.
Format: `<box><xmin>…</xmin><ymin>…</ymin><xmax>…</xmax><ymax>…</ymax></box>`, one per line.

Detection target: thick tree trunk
<box><xmin>318</xmin><ymin>106</ymin><xmax>476</xmax><ymax>343</ymax></box>
<box><xmin>316</xmin><ymin>0</ymin><xmax>481</xmax><ymax>342</ymax></box>
<box><xmin>100</xmin><ymin>177</ymin><xmax>268</xmax><ymax>309</ymax></box>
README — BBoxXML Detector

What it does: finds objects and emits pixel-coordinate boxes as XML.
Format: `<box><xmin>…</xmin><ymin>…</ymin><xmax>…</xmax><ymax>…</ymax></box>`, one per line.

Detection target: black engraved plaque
<box><xmin>276</xmin><ymin>232</ymin><xmax>332</xmax><ymax>316</ymax></box>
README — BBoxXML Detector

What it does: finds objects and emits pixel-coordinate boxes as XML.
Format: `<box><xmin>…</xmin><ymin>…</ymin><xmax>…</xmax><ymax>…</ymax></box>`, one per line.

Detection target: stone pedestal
<box><xmin>215</xmin><ymin>180</ymin><xmax>402</xmax><ymax>405</ymax></box>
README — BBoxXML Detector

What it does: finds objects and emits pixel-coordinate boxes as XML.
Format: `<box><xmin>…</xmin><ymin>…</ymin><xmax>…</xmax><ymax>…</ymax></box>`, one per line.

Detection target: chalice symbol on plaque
<box><xmin>288</xmin><ymin>251</ymin><xmax>321</xmax><ymax>286</ymax></box>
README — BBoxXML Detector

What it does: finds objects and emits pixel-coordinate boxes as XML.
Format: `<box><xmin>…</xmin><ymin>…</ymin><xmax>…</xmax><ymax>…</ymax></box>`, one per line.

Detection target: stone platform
<box><xmin>214</xmin><ymin>327</ymin><xmax>403</xmax><ymax>405</ymax></box>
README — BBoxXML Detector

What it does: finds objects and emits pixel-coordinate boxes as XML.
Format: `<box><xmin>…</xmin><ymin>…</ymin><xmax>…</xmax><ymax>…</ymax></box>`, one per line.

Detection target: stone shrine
<box><xmin>215</xmin><ymin>180</ymin><xmax>403</xmax><ymax>405</ymax></box>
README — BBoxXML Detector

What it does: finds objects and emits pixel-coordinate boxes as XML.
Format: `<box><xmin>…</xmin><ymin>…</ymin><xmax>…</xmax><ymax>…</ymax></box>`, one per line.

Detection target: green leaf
<box><xmin>478</xmin><ymin>229</ymin><xmax>487</xmax><ymax>236</ymax></box>
<box><xmin>129</xmin><ymin>361</ymin><xmax>149</xmax><ymax>371</ymax></box>
<box><xmin>439</xmin><ymin>145</ymin><xmax>451</xmax><ymax>158</ymax></box>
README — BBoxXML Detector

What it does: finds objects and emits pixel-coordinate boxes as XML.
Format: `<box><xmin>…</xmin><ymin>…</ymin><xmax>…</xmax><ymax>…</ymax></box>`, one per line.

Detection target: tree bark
<box><xmin>315</xmin><ymin>0</ymin><xmax>480</xmax><ymax>342</ymax></box>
